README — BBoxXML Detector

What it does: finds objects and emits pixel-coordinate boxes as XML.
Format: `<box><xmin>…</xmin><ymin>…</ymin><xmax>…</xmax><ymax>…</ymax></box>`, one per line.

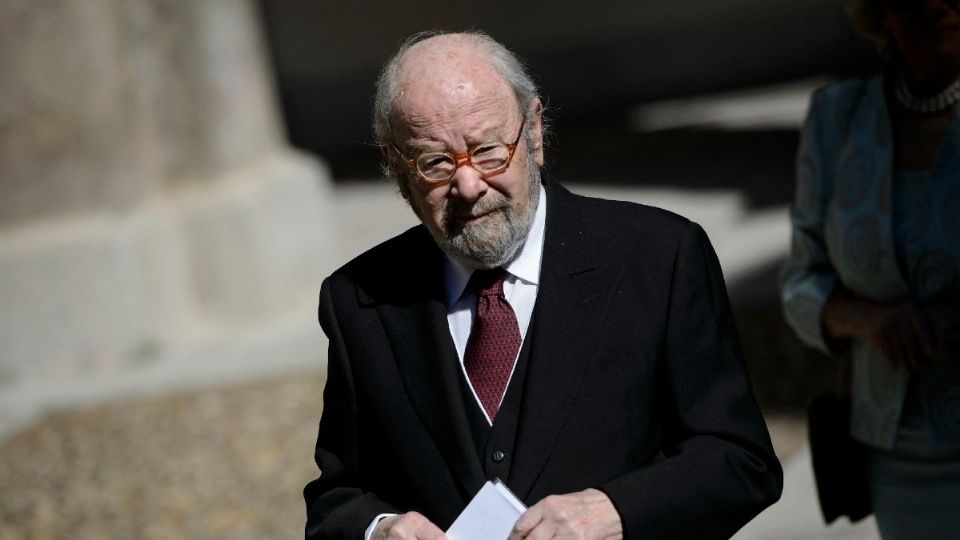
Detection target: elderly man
<box><xmin>304</xmin><ymin>31</ymin><xmax>782</xmax><ymax>540</ymax></box>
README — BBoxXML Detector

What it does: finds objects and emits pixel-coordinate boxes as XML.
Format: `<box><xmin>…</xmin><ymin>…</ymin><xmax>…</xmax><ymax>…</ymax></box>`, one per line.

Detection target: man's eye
<box><xmin>473</xmin><ymin>144</ymin><xmax>498</xmax><ymax>156</ymax></box>
<box><xmin>421</xmin><ymin>155</ymin><xmax>450</xmax><ymax>168</ymax></box>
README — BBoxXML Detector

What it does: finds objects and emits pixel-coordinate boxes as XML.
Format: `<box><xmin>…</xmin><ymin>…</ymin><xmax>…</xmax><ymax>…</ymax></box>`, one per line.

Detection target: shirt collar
<box><xmin>444</xmin><ymin>184</ymin><xmax>547</xmax><ymax>306</ymax></box>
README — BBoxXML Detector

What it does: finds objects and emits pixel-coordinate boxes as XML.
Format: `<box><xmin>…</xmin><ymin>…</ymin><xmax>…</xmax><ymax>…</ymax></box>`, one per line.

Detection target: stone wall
<box><xmin>0</xmin><ymin>0</ymin><xmax>333</xmax><ymax>387</ymax></box>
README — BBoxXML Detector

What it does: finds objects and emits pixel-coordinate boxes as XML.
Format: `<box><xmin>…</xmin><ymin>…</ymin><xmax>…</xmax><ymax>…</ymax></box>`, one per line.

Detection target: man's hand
<box><xmin>371</xmin><ymin>512</ymin><xmax>445</xmax><ymax>540</ymax></box>
<box><xmin>508</xmin><ymin>488</ymin><xmax>622</xmax><ymax>540</ymax></box>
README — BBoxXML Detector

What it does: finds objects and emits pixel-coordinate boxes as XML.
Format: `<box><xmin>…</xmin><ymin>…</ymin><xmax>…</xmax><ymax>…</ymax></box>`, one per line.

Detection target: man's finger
<box><xmin>523</xmin><ymin>521</ymin><xmax>557</xmax><ymax>540</ymax></box>
<box><xmin>509</xmin><ymin>504</ymin><xmax>544</xmax><ymax>539</ymax></box>
<box><xmin>514</xmin><ymin>513</ymin><xmax>556</xmax><ymax>540</ymax></box>
<box><xmin>374</xmin><ymin>512</ymin><xmax>445</xmax><ymax>540</ymax></box>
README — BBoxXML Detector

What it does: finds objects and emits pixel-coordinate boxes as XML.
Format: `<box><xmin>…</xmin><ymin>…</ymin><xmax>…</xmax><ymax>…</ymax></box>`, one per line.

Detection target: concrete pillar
<box><xmin>0</xmin><ymin>0</ymin><xmax>333</xmax><ymax>386</ymax></box>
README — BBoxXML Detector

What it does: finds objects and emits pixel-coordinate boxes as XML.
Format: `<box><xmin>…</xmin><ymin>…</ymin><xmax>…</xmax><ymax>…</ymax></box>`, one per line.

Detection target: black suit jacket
<box><xmin>305</xmin><ymin>180</ymin><xmax>782</xmax><ymax>539</ymax></box>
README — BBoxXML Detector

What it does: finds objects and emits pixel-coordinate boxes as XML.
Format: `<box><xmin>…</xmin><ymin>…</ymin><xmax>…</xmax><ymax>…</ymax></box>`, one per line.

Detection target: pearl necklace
<box><xmin>895</xmin><ymin>72</ymin><xmax>960</xmax><ymax>114</ymax></box>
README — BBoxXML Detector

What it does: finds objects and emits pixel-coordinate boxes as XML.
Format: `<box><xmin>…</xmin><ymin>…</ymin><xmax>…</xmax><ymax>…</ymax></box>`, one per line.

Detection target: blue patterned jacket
<box><xmin>780</xmin><ymin>76</ymin><xmax>960</xmax><ymax>449</ymax></box>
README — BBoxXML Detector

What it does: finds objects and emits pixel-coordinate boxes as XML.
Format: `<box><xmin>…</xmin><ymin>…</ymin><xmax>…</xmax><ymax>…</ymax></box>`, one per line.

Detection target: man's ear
<box><xmin>393</xmin><ymin>166</ymin><xmax>413</xmax><ymax>201</ymax></box>
<box><xmin>529</xmin><ymin>98</ymin><xmax>544</xmax><ymax>166</ymax></box>
<box><xmin>380</xmin><ymin>146</ymin><xmax>412</xmax><ymax>201</ymax></box>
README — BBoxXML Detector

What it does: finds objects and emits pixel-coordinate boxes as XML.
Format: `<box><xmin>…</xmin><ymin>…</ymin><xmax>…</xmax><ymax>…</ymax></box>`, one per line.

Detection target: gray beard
<box><xmin>435</xmin><ymin>158</ymin><xmax>541</xmax><ymax>270</ymax></box>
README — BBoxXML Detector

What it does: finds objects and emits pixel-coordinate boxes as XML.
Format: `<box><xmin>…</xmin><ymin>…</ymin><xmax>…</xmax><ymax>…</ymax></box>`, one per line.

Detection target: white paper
<box><xmin>446</xmin><ymin>479</ymin><xmax>527</xmax><ymax>540</ymax></box>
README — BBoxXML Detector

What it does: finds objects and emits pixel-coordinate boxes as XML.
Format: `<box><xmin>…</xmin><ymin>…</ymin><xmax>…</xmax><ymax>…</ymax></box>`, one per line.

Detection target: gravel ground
<box><xmin>0</xmin><ymin>369</ymin><xmax>804</xmax><ymax>540</ymax></box>
<box><xmin>0</xmin><ymin>371</ymin><xmax>326</xmax><ymax>540</ymax></box>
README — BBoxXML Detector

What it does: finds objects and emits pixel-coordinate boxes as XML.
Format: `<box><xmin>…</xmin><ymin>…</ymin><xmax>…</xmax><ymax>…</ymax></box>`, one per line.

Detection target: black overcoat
<box><xmin>305</xmin><ymin>179</ymin><xmax>782</xmax><ymax>539</ymax></box>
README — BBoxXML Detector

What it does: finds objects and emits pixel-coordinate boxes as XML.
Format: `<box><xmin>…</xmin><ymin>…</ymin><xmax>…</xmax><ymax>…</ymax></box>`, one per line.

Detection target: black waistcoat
<box><xmin>456</xmin><ymin>320</ymin><xmax>536</xmax><ymax>484</ymax></box>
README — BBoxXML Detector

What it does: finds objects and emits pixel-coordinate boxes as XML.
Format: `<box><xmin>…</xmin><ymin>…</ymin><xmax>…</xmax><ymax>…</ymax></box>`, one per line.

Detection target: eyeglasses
<box><xmin>389</xmin><ymin>117</ymin><xmax>526</xmax><ymax>184</ymax></box>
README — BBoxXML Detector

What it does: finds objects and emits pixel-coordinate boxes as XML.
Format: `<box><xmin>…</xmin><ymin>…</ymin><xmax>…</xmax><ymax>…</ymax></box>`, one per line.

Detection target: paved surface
<box><xmin>735</xmin><ymin>445</ymin><xmax>879</xmax><ymax>540</ymax></box>
<box><xmin>0</xmin><ymin>181</ymin><xmax>880</xmax><ymax>539</ymax></box>
<box><xmin>0</xmin><ymin>372</ymin><xmax>323</xmax><ymax>540</ymax></box>
<box><xmin>0</xmin><ymin>371</ymin><xmax>877</xmax><ymax>540</ymax></box>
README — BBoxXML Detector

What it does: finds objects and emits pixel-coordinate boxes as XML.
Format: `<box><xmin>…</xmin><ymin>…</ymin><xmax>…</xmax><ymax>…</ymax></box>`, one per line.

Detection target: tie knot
<box><xmin>469</xmin><ymin>268</ymin><xmax>507</xmax><ymax>298</ymax></box>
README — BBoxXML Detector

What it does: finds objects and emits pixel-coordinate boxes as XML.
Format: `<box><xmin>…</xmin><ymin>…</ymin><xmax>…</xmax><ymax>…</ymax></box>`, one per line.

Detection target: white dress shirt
<box><xmin>444</xmin><ymin>184</ymin><xmax>546</xmax><ymax>425</ymax></box>
<box><xmin>364</xmin><ymin>185</ymin><xmax>546</xmax><ymax>539</ymax></box>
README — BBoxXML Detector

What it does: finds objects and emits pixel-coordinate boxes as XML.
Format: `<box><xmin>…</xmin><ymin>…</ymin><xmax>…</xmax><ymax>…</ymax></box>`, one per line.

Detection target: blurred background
<box><xmin>0</xmin><ymin>0</ymin><xmax>882</xmax><ymax>538</ymax></box>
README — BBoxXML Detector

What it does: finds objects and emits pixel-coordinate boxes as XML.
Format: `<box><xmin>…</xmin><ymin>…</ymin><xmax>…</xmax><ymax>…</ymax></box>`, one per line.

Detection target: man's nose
<box><xmin>448</xmin><ymin>164</ymin><xmax>488</xmax><ymax>202</ymax></box>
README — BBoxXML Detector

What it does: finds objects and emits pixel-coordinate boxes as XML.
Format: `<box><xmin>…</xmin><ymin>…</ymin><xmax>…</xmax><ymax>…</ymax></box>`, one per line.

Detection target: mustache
<box><xmin>443</xmin><ymin>195</ymin><xmax>510</xmax><ymax>231</ymax></box>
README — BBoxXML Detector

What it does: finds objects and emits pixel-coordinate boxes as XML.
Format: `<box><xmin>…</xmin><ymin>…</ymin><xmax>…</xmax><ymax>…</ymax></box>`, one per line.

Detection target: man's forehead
<box><xmin>393</xmin><ymin>37</ymin><xmax>513</xmax><ymax>118</ymax></box>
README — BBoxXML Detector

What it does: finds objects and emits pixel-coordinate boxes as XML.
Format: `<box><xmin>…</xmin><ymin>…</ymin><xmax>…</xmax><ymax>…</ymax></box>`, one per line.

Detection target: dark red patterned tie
<box><xmin>463</xmin><ymin>269</ymin><xmax>521</xmax><ymax>422</ymax></box>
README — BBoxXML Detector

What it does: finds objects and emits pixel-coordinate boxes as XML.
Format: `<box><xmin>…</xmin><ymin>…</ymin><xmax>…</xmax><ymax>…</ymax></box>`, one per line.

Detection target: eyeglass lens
<box><xmin>417</xmin><ymin>144</ymin><xmax>512</xmax><ymax>180</ymax></box>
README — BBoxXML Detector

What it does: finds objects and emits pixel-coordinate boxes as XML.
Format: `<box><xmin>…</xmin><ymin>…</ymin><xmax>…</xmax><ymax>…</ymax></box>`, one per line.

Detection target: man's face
<box><xmin>390</xmin><ymin>41</ymin><xmax>544</xmax><ymax>269</ymax></box>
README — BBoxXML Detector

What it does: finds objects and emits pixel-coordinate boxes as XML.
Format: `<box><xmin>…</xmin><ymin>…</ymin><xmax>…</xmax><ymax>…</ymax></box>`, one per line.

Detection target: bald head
<box><xmin>373</xmin><ymin>31</ymin><xmax>542</xmax><ymax>165</ymax></box>
<box><xmin>395</xmin><ymin>33</ymin><xmax>505</xmax><ymax>96</ymax></box>
<box><xmin>390</xmin><ymin>36</ymin><xmax>517</xmax><ymax>145</ymax></box>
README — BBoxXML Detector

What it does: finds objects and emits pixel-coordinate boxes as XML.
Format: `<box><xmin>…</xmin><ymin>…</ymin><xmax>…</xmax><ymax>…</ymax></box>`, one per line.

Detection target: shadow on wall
<box><xmin>256</xmin><ymin>0</ymin><xmax>877</xmax><ymax>174</ymax></box>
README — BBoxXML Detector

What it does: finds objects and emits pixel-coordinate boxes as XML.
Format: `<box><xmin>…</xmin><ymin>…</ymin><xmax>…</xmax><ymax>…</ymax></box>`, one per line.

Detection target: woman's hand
<box><xmin>862</xmin><ymin>303</ymin><xmax>935</xmax><ymax>370</ymax></box>
<box><xmin>821</xmin><ymin>289</ymin><xmax>936</xmax><ymax>370</ymax></box>
<box><xmin>923</xmin><ymin>301</ymin><xmax>960</xmax><ymax>361</ymax></box>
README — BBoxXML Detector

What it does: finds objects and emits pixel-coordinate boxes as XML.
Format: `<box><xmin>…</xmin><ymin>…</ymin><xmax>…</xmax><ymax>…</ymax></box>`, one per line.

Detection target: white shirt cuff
<box><xmin>364</xmin><ymin>513</ymin><xmax>397</xmax><ymax>540</ymax></box>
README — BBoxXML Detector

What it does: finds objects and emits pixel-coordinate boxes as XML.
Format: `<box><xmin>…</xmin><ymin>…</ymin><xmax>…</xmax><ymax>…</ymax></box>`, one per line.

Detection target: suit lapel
<box><xmin>373</xmin><ymin>229</ymin><xmax>486</xmax><ymax>503</ymax></box>
<box><xmin>510</xmin><ymin>182</ymin><xmax>623</xmax><ymax>499</ymax></box>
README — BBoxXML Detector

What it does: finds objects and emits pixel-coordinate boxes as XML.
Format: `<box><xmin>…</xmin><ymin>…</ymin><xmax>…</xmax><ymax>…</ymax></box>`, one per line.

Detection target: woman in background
<box><xmin>780</xmin><ymin>0</ymin><xmax>960</xmax><ymax>537</ymax></box>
